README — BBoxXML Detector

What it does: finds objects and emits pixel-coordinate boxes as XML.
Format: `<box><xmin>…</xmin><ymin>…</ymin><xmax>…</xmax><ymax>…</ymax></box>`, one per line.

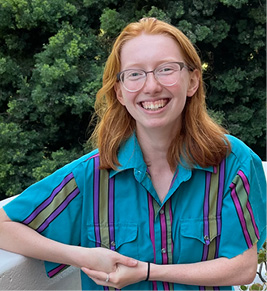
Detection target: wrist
<box><xmin>145</xmin><ymin>262</ymin><xmax>150</xmax><ymax>281</ymax></box>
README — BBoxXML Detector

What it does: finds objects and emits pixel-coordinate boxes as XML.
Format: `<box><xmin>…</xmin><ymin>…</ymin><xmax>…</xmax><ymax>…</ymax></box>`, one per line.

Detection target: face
<box><xmin>115</xmin><ymin>33</ymin><xmax>199</xmax><ymax>137</ymax></box>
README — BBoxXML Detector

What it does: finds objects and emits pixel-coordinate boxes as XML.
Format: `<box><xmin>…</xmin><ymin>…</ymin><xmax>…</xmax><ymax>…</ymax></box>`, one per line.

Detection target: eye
<box><xmin>125</xmin><ymin>70</ymin><xmax>145</xmax><ymax>80</ymax></box>
<box><xmin>157</xmin><ymin>65</ymin><xmax>176</xmax><ymax>75</ymax></box>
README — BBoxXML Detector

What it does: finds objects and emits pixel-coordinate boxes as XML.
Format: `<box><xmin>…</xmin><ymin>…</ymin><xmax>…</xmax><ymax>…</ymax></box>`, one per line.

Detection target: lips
<box><xmin>140</xmin><ymin>99</ymin><xmax>169</xmax><ymax>111</ymax></box>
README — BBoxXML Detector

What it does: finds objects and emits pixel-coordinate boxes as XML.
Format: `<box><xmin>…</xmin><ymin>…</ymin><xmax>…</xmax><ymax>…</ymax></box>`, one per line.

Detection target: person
<box><xmin>0</xmin><ymin>17</ymin><xmax>266</xmax><ymax>291</ymax></box>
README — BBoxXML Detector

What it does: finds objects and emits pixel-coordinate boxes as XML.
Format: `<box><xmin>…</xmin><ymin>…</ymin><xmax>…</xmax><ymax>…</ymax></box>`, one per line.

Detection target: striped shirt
<box><xmin>4</xmin><ymin>134</ymin><xmax>266</xmax><ymax>290</ymax></box>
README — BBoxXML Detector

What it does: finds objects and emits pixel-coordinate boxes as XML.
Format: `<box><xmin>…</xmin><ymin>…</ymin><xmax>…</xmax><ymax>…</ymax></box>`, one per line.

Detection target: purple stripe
<box><xmin>230</xmin><ymin>184</ymin><xmax>253</xmax><ymax>248</ymax></box>
<box><xmin>148</xmin><ymin>194</ymin><xmax>156</xmax><ymax>261</ymax></box>
<box><xmin>37</xmin><ymin>187</ymin><xmax>80</xmax><ymax>233</ymax></box>
<box><xmin>94</xmin><ymin>157</ymin><xmax>101</xmax><ymax>247</ymax></box>
<box><xmin>202</xmin><ymin>172</ymin><xmax>211</xmax><ymax>261</ymax></box>
<box><xmin>48</xmin><ymin>264</ymin><xmax>67</xmax><ymax>277</ymax></box>
<box><xmin>238</xmin><ymin>171</ymin><xmax>260</xmax><ymax>239</ymax></box>
<box><xmin>23</xmin><ymin>173</ymin><xmax>74</xmax><ymax>224</ymax></box>
<box><xmin>109</xmin><ymin>177</ymin><xmax>115</xmax><ymax>251</ymax></box>
<box><xmin>215</xmin><ymin>160</ymin><xmax>225</xmax><ymax>257</ymax></box>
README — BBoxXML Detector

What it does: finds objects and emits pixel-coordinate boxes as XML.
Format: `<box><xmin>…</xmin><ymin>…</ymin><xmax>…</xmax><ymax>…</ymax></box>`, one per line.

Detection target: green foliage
<box><xmin>0</xmin><ymin>0</ymin><xmax>265</xmax><ymax>200</ymax></box>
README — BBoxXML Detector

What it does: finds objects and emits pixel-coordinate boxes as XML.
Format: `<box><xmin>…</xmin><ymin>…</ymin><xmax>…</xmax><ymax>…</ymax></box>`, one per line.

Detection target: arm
<box><xmin>83</xmin><ymin>244</ymin><xmax>258</xmax><ymax>289</ymax></box>
<box><xmin>0</xmin><ymin>208</ymin><xmax>137</xmax><ymax>273</ymax></box>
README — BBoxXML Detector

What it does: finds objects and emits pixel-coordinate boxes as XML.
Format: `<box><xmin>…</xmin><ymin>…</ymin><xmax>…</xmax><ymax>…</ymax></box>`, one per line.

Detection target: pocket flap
<box><xmin>181</xmin><ymin>218</ymin><xmax>221</xmax><ymax>244</ymax></box>
<box><xmin>87</xmin><ymin>224</ymin><xmax>138</xmax><ymax>250</ymax></box>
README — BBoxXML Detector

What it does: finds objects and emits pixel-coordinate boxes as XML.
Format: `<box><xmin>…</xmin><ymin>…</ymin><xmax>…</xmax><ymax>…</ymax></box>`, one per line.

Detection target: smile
<box><xmin>140</xmin><ymin>99</ymin><xmax>169</xmax><ymax>111</ymax></box>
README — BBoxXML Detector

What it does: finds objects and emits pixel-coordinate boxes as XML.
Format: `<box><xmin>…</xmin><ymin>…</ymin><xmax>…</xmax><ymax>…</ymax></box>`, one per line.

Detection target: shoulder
<box><xmin>56</xmin><ymin>149</ymin><xmax>100</xmax><ymax>174</ymax></box>
<box><xmin>225</xmin><ymin>134</ymin><xmax>264</xmax><ymax>181</ymax></box>
<box><xmin>226</xmin><ymin>134</ymin><xmax>261</xmax><ymax>164</ymax></box>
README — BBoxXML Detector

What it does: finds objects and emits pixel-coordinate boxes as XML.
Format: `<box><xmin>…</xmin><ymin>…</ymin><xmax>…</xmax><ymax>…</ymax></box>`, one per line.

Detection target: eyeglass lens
<box><xmin>120</xmin><ymin>62</ymin><xmax>184</xmax><ymax>92</ymax></box>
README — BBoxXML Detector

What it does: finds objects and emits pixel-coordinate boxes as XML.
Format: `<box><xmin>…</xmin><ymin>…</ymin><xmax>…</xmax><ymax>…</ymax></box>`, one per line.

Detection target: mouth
<box><xmin>140</xmin><ymin>99</ymin><xmax>169</xmax><ymax>111</ymax></box>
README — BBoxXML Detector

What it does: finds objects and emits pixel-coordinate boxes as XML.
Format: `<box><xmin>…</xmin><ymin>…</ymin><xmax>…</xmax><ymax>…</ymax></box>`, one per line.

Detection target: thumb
<box><xmin>117</xmin><ymin>255</ymin><xmax>138</xmax><ymax>267</ymax></box>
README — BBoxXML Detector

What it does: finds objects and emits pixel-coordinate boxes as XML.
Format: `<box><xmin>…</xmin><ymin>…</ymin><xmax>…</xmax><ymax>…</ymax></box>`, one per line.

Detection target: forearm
<box><xmin>150</xmin><ymin>245</ymin><xmax>258</xmax><ymax>286</ymax></box>
<box><xmin>0</xmin><ymin>213</ymin><xmax>81</xmax><ymax>267</ymax></box>
<box><xmin>0</xmin><ymin>208</ymin><xmax>137</xmax><ymax>273</ymax></box>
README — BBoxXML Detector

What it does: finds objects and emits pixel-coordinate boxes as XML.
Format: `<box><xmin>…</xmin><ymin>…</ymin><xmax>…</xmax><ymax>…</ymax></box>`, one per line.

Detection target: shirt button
<box><xmin>160</xmin><ymin>209</ymin><xmax>164</xmax><ymax>215</ymax></box>
<box><xmin>110</xmin><ymin>241</ymin><xmax>116</xmax><ymax>247</ymax></box>
<box><xmin>161</xmin><ymin>248</ymin><xmax>166</xmax><ymax>254</ymax></box>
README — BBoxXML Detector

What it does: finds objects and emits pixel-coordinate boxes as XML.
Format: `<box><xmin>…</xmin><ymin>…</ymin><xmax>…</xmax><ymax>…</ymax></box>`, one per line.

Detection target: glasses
<box><xmin>116</xmin><ymin>62</ymin><xmax>193</xmax><ymax>92</ymax></box>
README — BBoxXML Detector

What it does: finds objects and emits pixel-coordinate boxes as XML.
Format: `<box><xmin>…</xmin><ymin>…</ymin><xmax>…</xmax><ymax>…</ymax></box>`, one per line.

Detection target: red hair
<box><xmin>90</xmin><ymin>18</ymin><xmax>230</xmax><ymax>170</ymax></box>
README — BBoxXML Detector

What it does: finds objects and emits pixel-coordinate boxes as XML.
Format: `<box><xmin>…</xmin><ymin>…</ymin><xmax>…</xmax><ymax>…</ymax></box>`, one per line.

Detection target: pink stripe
<box><xmin>169</xmin><ymin>200</ymin><xmax>173</xmax><ymax>253</ymax></box>
<box><xmin>86</xmin><ymin>153</ymin><xmax>100</xmax><ymax>161</ymax></box>
<box><xmin>246</xmin><ymin>202</ymin><xmax>260</xmax><ymax>239</ymax></box>
<box><xmin>148</xmin><ymin>193</ymin><xmax>157</xmax><ymax>290</ymax></box>
<box><xmin>238</xmin><ymin>170</ymin><xmax>250</xmax><ymax>194</ymax></box>
<box><xmin>230</xmin><ymin>184</ymin><xmax>252</xmax><ymax>247</ymax></box>
<box><xmin>238</xmin><ymin>171</ymin><xmax>260</xmax><ymax>239</ymax></box>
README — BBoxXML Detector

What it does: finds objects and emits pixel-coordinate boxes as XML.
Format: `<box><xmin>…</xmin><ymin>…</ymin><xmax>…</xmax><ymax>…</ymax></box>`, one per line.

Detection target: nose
<box><xmin>142</xmin><ymin>71</ymin><xmax>163</xmax><ymax>94</ymax></box>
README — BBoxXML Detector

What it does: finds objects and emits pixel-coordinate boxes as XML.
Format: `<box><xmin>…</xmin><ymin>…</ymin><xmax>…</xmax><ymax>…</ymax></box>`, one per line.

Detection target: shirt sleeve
<box><xmin>219</xmin><ymin>139</ymin><xmax>266</xmax><ymax>259</ymax></box>
<box><xmin>3</xmin><ymin>165</ymin><xmax>83</xmax><ymax>277</ymax></box>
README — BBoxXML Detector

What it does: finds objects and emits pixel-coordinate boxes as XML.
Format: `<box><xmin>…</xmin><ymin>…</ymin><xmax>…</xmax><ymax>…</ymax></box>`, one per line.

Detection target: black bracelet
<box><xmin>145</xmin><ymin>262</ymin><xmax>150</xmax><ymax>281</ymax></box>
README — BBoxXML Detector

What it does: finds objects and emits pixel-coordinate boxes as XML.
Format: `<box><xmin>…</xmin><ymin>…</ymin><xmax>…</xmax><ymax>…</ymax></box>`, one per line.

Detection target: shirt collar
<box><xmin>109</xmin><ymin>133</ymin><xmax>217</xmax><ymax>177</ymax></box>
<box><xmin>110</xmin><ymin>133</ymin><xmax>147</xmax><ymax>177</ymax></box>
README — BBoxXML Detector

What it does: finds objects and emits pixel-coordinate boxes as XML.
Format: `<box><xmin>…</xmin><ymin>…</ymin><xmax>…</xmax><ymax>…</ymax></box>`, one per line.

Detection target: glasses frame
<box><xmin>116</xmin><ymin>62</ymin><xmax>193</xmax><ymax>92</ymax></box>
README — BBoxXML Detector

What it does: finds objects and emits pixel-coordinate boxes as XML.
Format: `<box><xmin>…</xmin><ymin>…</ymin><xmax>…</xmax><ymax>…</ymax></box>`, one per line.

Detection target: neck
<box><xmin>136</xmin><ymin>126</ymin><xmax>177</xmax><ymax>168</ymax></box>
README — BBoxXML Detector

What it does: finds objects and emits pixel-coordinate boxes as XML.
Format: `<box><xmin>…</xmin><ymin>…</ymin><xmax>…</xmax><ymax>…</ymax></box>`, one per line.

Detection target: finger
<box><xmin>81</xmin><ymin>267</ymin><xmax>109</xmax><ymax>282</ymax></box>
<box><xmin>81</xmin><ymin>267</ymin><xmax>107</xmax><ymax>281</ymax></box>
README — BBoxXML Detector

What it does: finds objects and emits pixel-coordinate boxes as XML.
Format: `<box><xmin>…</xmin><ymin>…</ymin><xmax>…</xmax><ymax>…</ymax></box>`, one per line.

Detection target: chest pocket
<box><xmin>86</xmin><ymin>156</ymin><xmax>139</xmax><ymax>259</ymax></box>
<box><xmin>178</xmin><ymin>159</ymin><xmax>225</xmax><ymax>264</ymax></box>
<box><xmin>87</xmin><ymin>224</ymin><xmax>139</xmax><ymax>258</ymax></box>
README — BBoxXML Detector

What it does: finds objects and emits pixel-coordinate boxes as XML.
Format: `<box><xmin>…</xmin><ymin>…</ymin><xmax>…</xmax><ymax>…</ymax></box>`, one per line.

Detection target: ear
<box><xmin>114</xmin><ymin>82</ymin><xmax>125</xmax><ymax>106</ymax></box>
<box><xmin>187</xmin><ymin>69</ymin><xmax>200</xmax><ymax>97</ymax></box>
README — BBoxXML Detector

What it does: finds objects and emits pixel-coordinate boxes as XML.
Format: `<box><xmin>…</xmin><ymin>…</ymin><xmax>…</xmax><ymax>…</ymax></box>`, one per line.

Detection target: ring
<box><xmin>105</xmin><ymin>274</ymin><xmax>110</xmax><ymax>282</ymax></box>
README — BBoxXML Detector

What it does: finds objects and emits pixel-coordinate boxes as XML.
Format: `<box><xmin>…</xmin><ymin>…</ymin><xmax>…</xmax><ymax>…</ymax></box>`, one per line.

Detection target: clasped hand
<box><xmin>80</xmin><ymin>247</ymin><xmax>146</xmax><ymax>289</ymax></box>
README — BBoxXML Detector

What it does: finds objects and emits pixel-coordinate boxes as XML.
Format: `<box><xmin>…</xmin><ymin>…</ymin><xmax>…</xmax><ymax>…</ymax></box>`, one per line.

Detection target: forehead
<box><xmin>120</xmin><ymin>33</ymin><xmax>183</xmax><ymax>68</ymax></box>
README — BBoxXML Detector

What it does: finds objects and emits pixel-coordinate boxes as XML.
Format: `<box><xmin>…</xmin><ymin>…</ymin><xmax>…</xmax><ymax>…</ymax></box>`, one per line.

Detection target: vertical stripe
<box><xmin>109</xmin><ymin>177</ymin><xmax>115</xmax><ymax>251</ymax></box>
<box><xmin>200</xmin><ymin>161</ymin><xmax>225</xmax><ymax>291</ymax></box>
<box><xmin>93</xmin><ymin>156</ymin><xmax>101</xmax><ymax>247</ymax></box>
<box><xmin>202</xmin><ymin>172</ymin><xmax>211</xmax><ymax>261</ymax></box>
<box><xmin>163</xmin><ymin>199</ymin><xmax>174</xmax><ymax>290</ymax></box>
<box><xmin>160</xmin><ymin>207</ymin><xmax>169</xmax><ymax>290</ymax></box>
<box><xmin>165</xmin><ymin>199</ymin><xmax>174</xmax><ymax>262</ymax></box>
<box><xmin>215</xmin><ymin>159</ymin><xmax>225</xmax><ymax>257</ymax></box>
<box><xmin>99</xmin><ymin>169</ymin><xmax>110</xmax><ymax>248</ymax></box>
<box><xmin>148</xmin><ymin>193</ymin><xmax>158</xmax><ymax>291</ymax></box>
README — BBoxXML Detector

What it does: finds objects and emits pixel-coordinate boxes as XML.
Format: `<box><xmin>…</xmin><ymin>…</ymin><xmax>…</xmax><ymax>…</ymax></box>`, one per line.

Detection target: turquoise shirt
<box><xmin>4</xmin><ymin>134</ymin><xmax>266</xmax><ymax>290</ymax></box>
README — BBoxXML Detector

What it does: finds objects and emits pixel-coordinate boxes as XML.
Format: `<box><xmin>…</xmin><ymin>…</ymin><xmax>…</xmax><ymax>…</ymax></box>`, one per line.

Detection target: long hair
<box><xmin>90</xmin><ymin>17</ymin><xmax>230</xmax><ymax>170</ymax></box>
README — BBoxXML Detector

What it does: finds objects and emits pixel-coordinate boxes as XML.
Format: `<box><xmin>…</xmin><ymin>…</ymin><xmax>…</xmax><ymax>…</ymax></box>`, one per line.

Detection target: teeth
<box><xmin>141</xmin><ymin>99</ymin><xmax>167</xmax><ymax>111</ymax></box>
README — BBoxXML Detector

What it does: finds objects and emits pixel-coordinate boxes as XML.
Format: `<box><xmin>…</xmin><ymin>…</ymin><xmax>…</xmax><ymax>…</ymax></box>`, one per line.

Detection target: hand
<box><xmin>75</xmin><ymin>247</ymin><xmax>137</xmax><ymax>274</ymax></box>
<box><xmin>82</xmin><ymin>260</ymin><xmax>147</xmax><ymax>289</ymax></box>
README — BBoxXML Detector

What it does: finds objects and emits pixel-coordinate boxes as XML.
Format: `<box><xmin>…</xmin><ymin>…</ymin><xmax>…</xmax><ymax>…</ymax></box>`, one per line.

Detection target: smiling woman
<box><xmin>0</xmin><ymin>17</ymin><xmax>266</xmax><ymax>291</ymax></box>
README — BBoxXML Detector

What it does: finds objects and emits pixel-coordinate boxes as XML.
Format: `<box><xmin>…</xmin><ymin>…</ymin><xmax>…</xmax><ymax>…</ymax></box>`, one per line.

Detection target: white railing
<box><xmin>1</xmin><ymin>163</ymin><xmax>266</xmax><ymax>290</ymax></box>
